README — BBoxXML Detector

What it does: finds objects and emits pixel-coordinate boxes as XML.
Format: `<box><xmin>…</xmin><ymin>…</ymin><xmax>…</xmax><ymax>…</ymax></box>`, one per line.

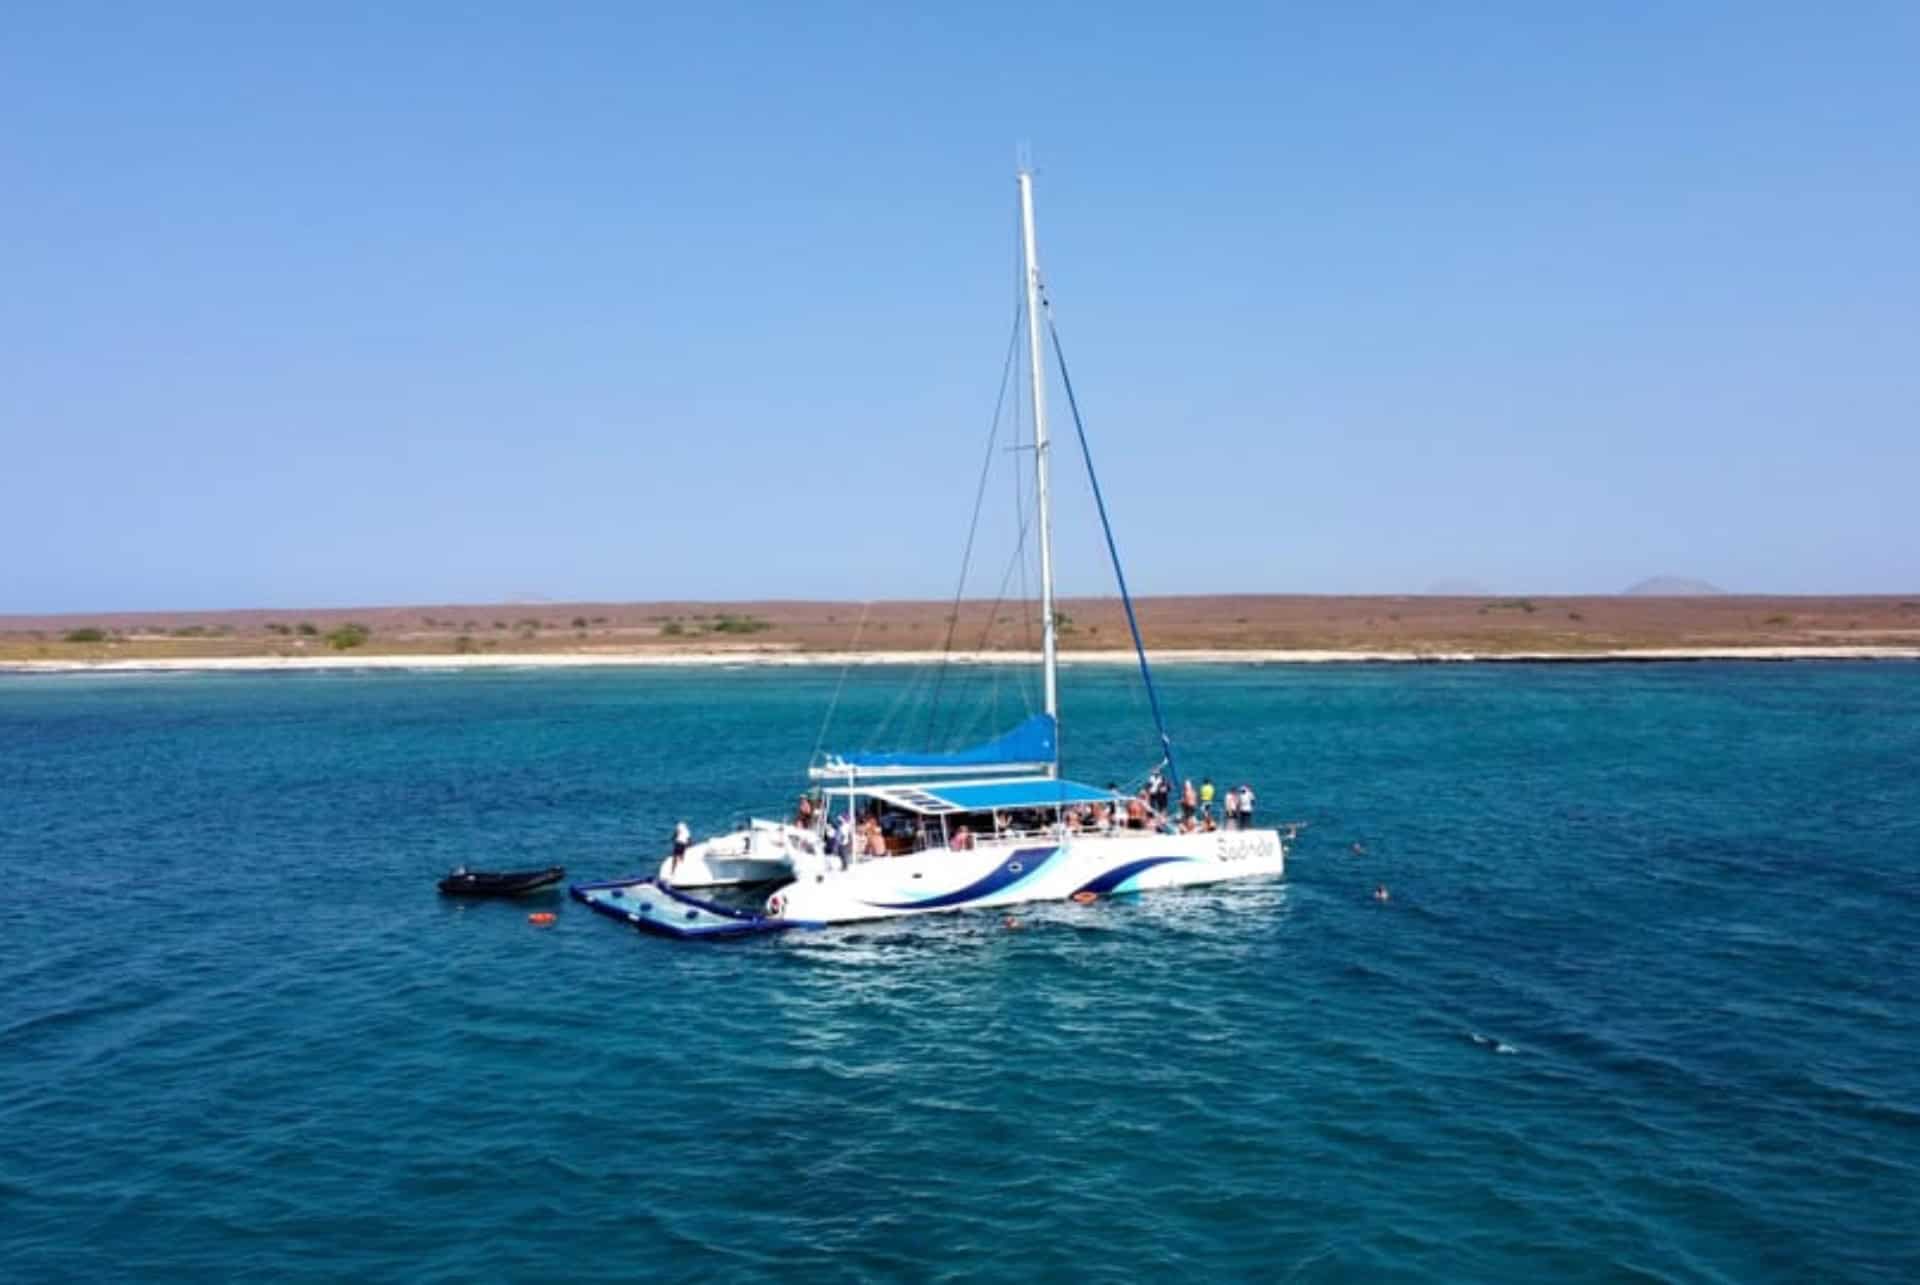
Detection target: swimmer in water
<box><xmin>1003</xmin><ymin>915</ymin><xmax>1022</xmax><ymax>931</ymax></box>
<box><xmin>1373</xmin><ymin>884</ymin><xmax>1390</xmax><ymax>902</ymax></box>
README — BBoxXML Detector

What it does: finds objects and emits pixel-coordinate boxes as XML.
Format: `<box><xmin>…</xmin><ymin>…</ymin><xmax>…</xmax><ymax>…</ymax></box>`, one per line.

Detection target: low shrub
<box><xmin>326</xmin><ymin>623</ymin><xmax>370</xmax><ymax>650</ymax></box>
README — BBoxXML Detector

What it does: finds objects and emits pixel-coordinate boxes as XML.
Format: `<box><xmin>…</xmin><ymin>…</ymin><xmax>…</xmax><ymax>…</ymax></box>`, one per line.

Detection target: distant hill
<box><xmin>1622</xmin><ymin>576</ymin><xmax>1725</xmax><ymax>596</ymax></box>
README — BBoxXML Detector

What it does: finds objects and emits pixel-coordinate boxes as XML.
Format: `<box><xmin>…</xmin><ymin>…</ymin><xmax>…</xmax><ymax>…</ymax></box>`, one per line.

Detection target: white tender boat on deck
<box><xmin>655</xmin><ymin>819</ymin><xmax>817</xmax><ymax>889</ymax></box>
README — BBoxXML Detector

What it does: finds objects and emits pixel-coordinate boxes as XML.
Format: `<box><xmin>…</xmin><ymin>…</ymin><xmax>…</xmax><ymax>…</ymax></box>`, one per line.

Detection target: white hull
<box><xmin>659</xmin><ymin>821</ymin><xmax>818</xmax><ymax>889</ymax></box>
<box><xmin>768</xmin><ymin>828</ymin><xmax>1284</xmax><ymax>924</ymax></box>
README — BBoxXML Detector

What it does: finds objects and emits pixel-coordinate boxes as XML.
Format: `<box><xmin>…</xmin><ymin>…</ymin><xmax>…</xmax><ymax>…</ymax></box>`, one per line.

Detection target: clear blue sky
<box><xmin>4</xmin><ymin>2</ymin><xmax>1916</xmax><ymax>612</ymax></box>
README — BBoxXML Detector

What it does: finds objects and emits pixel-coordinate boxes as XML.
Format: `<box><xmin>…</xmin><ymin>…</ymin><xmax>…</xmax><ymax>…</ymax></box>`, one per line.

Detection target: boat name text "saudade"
<box><xmin>1218</xmin><ymin>834</ymin><xmax>1279</xmax><ymax>863</ymax></box>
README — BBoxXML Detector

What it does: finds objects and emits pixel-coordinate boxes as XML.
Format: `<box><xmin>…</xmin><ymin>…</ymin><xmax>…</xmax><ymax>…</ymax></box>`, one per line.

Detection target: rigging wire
<box><xmin>1045</xmin><ymin>309</ymin><xmax>1182</xmax><ymax>788</ymax></box>
<box><xmin>810</xmin><ymin>600</ymin><xmax>872</xmax><ymax>767</ymax></box>
<box><xmin>943</xmin><ymin>491</ymin><xmax>1039</xmax><ymax>745</ymax></box>
<box><xmin>1010</xmin><ymin>362</ymin><xmax>1035</xmax><ymax>703</ymax></box>
<box><xmin>1009</xmin><ymin>195</ymin><xmax>1040</xmax><ymax>721</ymax></box>
<box><xmin>932</xmin><ymin>206</ymin><xmax>1040</xmax><ymax>749</ymax></box>
<box><xmin>869</xmin><ymin>638</ymin><xmax>941</xmax><ymax>751</ymax></box>
<box><xmin>921</xmin><ymin>200</ymin><xmax>1036</xmax><ymax>753</ymax></box>
<box><xmin>924</xmin><ymin>301</ymin><xmax>1025</xmax><ymax>747</ymax></box>
<box><xmin>1006</xmin><ymin>205</ymin><xmax>1036</xmax><ymax>718</ymax></box>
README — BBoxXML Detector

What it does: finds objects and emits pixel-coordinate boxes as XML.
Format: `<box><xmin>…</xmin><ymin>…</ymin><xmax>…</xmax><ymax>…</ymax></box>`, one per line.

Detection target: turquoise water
<box><xmin>3</xmin><ymin>663</ymin><xmax>1917</xmax><ymax>1282</ymax></box>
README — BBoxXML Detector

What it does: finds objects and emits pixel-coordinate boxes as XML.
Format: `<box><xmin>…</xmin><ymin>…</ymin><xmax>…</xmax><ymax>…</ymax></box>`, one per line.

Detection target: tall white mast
<box><xmin>1018</xmin><ymin>167</ymin><xmax>1059</xmax><ymax>765</ymax></box>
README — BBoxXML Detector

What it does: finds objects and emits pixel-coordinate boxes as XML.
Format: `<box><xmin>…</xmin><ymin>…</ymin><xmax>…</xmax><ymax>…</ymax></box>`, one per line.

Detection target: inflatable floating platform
<box><xmin>570</xmin><ymin>877</ymin><xmax>820</xmax><ymax>940</ymax></box>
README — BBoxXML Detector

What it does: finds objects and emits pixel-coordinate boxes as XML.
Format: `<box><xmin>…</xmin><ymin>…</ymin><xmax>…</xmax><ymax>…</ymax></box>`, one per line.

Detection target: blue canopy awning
<box><xmin>927</xmin><ymin>779</ymin><xmax>1115</xmax><ymax>811</ymax></box>
<box><xmin>830</xmin><ymin>776</ymin><xmax>1120</xmax><ymax>816</ymax></box>
<box><xmin>811</xmin><ymin>713</ymin><xmax>1057</xmax><ymax>781</ymax></box>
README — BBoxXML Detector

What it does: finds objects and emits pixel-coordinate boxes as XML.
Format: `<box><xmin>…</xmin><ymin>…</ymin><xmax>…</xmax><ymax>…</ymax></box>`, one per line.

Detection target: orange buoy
<box><xmin>529</xmin><ymin>912</ymin><xmax>557</xmax><ymax>926</ymax></box>
<box><xmin>1071</xmin><ymin>891</ymin><xmax>1098</xmax><ymax>905</ymax></box>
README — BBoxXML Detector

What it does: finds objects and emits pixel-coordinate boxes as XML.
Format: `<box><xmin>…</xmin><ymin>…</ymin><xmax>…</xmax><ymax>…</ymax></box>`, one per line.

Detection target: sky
<box><xmin>3</xmin><ymin>2</ymin><xmax>1916</xmax><ymax>612</ymax></box>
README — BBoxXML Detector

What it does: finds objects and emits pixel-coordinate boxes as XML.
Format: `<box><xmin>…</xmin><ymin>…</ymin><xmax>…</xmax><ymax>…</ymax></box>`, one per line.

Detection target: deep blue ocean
<box><xmin>3</xmin><ymin>662</ymin><xmax>1917</xmax><ymax>1282</ymax></box>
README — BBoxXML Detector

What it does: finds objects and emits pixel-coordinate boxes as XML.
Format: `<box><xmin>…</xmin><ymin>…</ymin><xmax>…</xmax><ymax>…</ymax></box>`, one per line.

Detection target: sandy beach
<box><xmin>7</xmin><ymin>644</ymin><xmax>1918</xmax><ymax>674</ymax></box>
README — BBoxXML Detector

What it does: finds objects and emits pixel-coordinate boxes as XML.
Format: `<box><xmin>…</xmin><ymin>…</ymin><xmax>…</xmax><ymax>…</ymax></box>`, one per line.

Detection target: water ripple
<box><xmin>3</xmin><ymin>664</ymin><xmax>1918</xmax><ymax>1281</ymax></box>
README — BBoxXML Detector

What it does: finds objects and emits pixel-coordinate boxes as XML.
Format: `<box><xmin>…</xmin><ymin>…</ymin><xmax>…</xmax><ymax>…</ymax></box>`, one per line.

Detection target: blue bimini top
<box><xmin>834</xmin><ymin>776</ymin><xmax>1118</xmax><ymax>816</ymax></box>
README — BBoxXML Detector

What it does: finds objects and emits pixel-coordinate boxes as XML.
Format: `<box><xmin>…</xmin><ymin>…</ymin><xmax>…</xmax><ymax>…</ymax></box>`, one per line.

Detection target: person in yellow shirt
<box><xmin>1199</xmin><ymin>778</ymin><xmax>1215</xmax><ymax>823</ymax></box>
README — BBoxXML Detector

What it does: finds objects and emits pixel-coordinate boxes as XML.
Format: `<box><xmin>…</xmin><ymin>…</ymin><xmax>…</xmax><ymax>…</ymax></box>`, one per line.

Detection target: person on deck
<box><xmin>951</xmin><ymin>824</ymin><xmax>974</xmax><ymax>851</ymax></box>
<box><xmin>1127</xmin><ymin>794</ymin><xmax>1147</xmax><ymax>830</ymax></box>
<box><xmin>1181</xmin><ymin>779</ymin><xmax>1197</xmax><ymax>821</ymax></box>
<box><xmin>671</xmin><ymin>820</ymin><xmax>692</xmax><ymax>875</ymax></box>
<box><xmin>796</xmin><ymin>795</ymin><xmax>815</xmax><ymax>828</ymax></box>
<box><xmin>1223</xmin><ymin>787</ymin><xmax>1241</xmax><ymax>830</ymax></box>
<box><xmin>1238</xmin><ymin>785</ymin><xmax>1256</xmax><ymax>830</ymax></box>
<box><xmin>1200</xmin><ymin>778</ymin><xmax>1215</xmax><ymax>822</ymax></box>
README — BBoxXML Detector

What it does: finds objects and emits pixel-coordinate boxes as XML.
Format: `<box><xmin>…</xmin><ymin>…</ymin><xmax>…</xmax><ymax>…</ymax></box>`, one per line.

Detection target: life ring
<box><xmin>528</xmin><ymin>912</ymin><xmax>556</xmax><ymax>926</ymax></box>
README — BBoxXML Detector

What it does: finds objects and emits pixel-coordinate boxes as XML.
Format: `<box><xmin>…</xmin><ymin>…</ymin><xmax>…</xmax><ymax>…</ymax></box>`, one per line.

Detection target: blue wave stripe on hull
<box><xmin>1075</xmin><ymin>856</ymin><xmax>1192</xmax><ymax>896</ymax></box>
<box><xmin>866</xmin><ymin>846</ymin><xmax>1058</xmax><ymax>910</ymax></box>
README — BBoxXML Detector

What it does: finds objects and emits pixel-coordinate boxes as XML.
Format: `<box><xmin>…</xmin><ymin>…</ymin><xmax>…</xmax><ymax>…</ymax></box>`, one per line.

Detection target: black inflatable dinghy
<box><xmin>438</xmin><ymin>866</ymin><xmax>567</xmax><ymax>897</ymax></box>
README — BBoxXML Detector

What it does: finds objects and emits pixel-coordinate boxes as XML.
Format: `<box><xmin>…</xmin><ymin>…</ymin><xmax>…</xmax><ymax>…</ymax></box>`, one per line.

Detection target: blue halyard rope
<box><xmin>1046</xmin><ymin>315</ymin><xmax>1180</xmax><ymax>789</ymax></box>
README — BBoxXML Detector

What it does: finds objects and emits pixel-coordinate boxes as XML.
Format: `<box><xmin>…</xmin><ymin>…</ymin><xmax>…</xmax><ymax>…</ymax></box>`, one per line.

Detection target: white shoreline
<box><xmin>5</xmin><ymin>645</ymin><xmax>1919</xmax><ymax>674</ymax></box>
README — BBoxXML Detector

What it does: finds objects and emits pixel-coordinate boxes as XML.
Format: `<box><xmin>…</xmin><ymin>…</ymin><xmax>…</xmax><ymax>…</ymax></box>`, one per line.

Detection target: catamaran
<box><xmin>574</xmin><ymin>168</ymin><xmax>1286</xmax><ymax>937</ymax></box>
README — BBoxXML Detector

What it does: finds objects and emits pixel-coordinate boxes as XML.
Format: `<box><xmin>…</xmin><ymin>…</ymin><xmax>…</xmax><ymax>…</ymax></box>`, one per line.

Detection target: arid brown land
<box><xmin>5</xmin><ymin>595</ymin><xmax>1919</xmax><ymax>663</ymax></box>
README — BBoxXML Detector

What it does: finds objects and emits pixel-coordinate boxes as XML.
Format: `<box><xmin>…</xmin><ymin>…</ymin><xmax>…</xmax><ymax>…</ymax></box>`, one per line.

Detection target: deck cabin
<box><xmin>807</xmin><ymin>712</ymin><xmax>1180</xmax><ymax>857</ymax></box>
<box><xmin>813</xmin><ymin>776</ymin><xmax>1165</xmax><ymax>857</ymax></box>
